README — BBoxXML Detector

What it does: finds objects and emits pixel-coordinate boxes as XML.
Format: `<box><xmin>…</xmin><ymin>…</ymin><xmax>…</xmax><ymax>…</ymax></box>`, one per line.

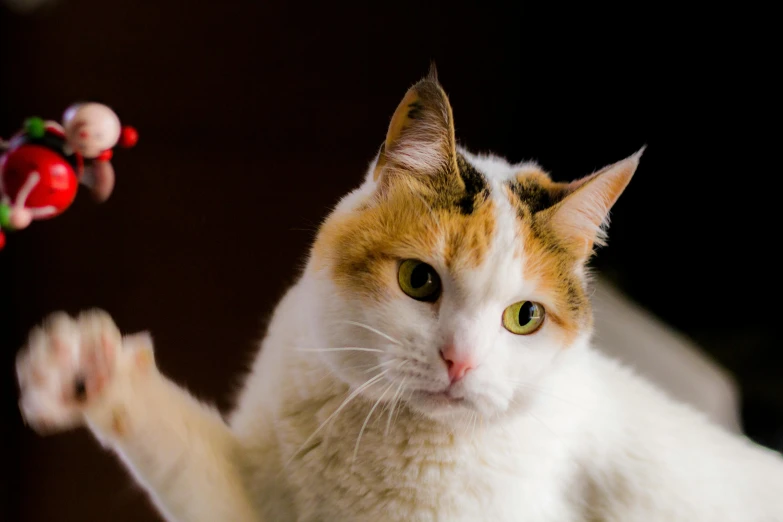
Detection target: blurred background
<box><xmin>0</xmin><ymin>1</ymin><xmax>779</xmax><ymax>520</ymax></box>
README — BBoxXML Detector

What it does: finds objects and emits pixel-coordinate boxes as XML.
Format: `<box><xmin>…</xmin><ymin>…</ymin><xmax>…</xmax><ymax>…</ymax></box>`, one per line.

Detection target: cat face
<box><xmin>308</xmin><ymin>69</ymin><xmax>642</xmax><ymax>426</ymax></box>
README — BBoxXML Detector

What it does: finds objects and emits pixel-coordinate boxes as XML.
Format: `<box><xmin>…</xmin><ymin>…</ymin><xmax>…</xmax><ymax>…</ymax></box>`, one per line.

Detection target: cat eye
<box><xmin>502</xmin><ymin>301</ymin><xmax>545</xmax><ymax>335</ymax></box>
<box><xmin>398</xmin><ymin>259</ymin><xmax>441</xmax><ymax>302</ymax></box>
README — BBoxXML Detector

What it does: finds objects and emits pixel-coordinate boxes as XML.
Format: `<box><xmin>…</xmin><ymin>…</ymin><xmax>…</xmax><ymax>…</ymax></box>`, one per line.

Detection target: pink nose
<box><xmin>79</xmin><ymin>131</ymin><xmax>88</xmax><ymax>138</ymax></box>
<box><xmin>440</xmin><ymin>344</ymin><xmax>475</xmax><ymax>383</ymax></box>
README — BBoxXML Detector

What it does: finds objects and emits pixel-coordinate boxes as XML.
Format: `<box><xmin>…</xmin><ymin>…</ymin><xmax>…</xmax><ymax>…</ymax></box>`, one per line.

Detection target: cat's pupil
<box><xmin>518</xmin><ymin>302</ymin><xmax>534</xmax><ymax>325</ymax></box>
<box><xmin>410</xmin><ymin>264</ymin><xmax>431</xmax><ymax>289</ymax></box>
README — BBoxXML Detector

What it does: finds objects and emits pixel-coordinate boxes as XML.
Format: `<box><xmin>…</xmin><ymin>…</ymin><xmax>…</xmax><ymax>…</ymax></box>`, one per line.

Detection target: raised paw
<box><xmin>16</xmin><ymin>309</ymin><xmax>154</xmax><ymax>435</ymax></box>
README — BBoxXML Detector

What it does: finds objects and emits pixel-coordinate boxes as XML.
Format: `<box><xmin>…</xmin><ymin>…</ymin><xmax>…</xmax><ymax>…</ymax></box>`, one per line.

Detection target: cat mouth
<box><xmin>412</xmin><ymin>389</ymin><xmax>467</xmax><ymax>407</ymax></box>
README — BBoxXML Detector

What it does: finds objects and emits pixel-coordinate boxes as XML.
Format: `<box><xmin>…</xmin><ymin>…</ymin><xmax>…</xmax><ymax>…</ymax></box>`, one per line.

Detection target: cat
<box><xmin>16</xmin><ymin>68</ymin><xmax>783</xmax><ymax>522</ymax></box>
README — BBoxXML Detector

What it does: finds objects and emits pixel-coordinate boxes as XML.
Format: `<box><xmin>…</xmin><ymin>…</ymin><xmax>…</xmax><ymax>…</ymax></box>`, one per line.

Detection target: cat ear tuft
<box><xmin>373</xmin><ymin>71</ymin><xmax>456</xmax><ymax>182</ymax></box>
<box><xmin>427</xmin><ymin>61</ymin><xmax>439</xmax><ymax>83</ymax></box>
<box><xmin>545</xmin><ymin>147</ymin><xmax>645</xmax><ymax>258</ymax></box>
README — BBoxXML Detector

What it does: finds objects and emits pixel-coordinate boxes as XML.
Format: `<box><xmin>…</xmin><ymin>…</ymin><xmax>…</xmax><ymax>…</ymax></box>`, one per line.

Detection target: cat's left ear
<box><xmin>543</xmin><ymin>147</ymin><xmax>645</xmax><ymax>258</ymax></box>
<box><xmin>373</xmin><ymin>65</ymin><xmax>457</xmax><ymax>182</ymax></box>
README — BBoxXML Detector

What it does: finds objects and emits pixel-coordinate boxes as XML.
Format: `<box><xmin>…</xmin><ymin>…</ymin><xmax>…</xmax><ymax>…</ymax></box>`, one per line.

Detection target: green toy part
<box><xmin>0</xmin><ymin>202</ymin><xmax>13</xmax><ymax>230</ymax></box>
<box><xmin>23</xmin><ymin>117</ymin><xmax>46</xmax><ymax>139</ymax></box>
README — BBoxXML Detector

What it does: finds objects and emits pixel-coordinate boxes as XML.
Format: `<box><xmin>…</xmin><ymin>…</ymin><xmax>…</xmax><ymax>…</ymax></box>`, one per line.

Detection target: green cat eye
<box><xmin>502</xmin><ymin>301</ymin><xmax>545</xmax><ymax>335</ymax></box>
<box><xmin>398</xmin><ymin>259</ymin><xmax>441</xmax><ymax>302</ymax></box>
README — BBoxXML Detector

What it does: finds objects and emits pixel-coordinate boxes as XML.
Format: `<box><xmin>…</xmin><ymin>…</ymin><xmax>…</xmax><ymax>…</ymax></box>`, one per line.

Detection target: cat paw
<box><xmin>16</xmin><ymin>309</ymin><xmax>154</xmax><ymax>435</ymax></box>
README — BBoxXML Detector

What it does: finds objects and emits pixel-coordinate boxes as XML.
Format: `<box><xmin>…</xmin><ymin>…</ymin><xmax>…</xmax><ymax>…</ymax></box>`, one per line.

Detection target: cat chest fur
<box><xmin>269</xmin><ymin>376</ymin><xmax>582</xmax><ymax>522</ymax></box>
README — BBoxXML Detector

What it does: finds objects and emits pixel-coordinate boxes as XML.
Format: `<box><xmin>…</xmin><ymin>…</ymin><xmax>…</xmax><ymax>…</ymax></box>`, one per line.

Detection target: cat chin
<box><xmin>405</xmin><ymin>390</ymin><xmax>493</xmax><ymax>424</ymax></box>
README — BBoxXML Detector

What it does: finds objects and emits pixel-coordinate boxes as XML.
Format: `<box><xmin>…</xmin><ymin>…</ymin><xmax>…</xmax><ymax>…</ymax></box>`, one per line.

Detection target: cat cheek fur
<box><xmin>306</xmin><ymin>273</ymin><xmax>441</xmax><ymax>393</ymax></box>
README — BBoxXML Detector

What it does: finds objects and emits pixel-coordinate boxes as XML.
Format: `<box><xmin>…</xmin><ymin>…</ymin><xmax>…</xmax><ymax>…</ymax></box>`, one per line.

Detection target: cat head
<box><xmin>307</xmin><ymin>67</ymin><xmax>642</xmax><ymax>426</ymax></box>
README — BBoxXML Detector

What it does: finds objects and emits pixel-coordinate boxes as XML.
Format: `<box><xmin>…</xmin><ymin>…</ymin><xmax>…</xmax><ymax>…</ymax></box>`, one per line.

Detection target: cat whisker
<box><xmin>384</xmin><ymin>372</ymin><xmax>408</xmax><ymax>437</ymax></box>
<box><xmin>374</xmin><ymin>362</ymin><xmax>407</xmax><ymax>425</ymax></box>
<box><xmin>285</xmin><ymin>369</ymin><xmax>391</xmax><ymax>469</ymax></box>
<box><xmin>361</xmin><ymin>360</ymin><xmax>398</xmax><ymax>374</ymax></box>
<box><xmin>296</xmin><ymin>347</ymin><xmax>384</xmax><ymax>354</ymax></box>
<box><xmin>526</xmin><ymin>411</ymin><xmax>560</xmax><ymax>442</ymax></box>
<box><xmin>391</xmin><ymin>385</ymin><xmax>413</xmax><ymax>436</ymax></box>
<box><xmin>338</xmin><ymin>321</ymin><xmax>402</xmax><ymax>346</ymax></box>
<box><xmin>308</xmin><ymin>362</ymin><xmax>379</xmax><ymax>386</ymax></box>
<box><xmin>460</xmin><ymin>411</ymin><xmax>470</xmax><ymax>437</ymax></box>
<box><xmin>352</xmin><ymin>380</ymin><xmax>396</xmax><ymax>468</ymax></box>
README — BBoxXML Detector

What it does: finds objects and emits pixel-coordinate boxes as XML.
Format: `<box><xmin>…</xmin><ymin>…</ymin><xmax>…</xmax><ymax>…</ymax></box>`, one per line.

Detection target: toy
<box><xmin>0</xmin><ymin>102</ymin><xmax>138</xmax><ymax>250</ymax></box>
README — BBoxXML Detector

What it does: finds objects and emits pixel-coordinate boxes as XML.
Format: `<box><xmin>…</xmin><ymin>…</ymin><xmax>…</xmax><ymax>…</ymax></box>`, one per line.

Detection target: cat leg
<box><xmin>16</xmin><ymin>310</ymin><xmax>260</xmax><ymax>522</ymax></box>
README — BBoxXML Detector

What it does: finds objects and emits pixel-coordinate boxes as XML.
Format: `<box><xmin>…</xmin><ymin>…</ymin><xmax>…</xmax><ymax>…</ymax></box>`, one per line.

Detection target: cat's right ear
<box><xmin>543</xmin><ymin>148</ymin><xmax>644</xmax><ymax>259</ymax></box>
<box><xmin>372</xmin><ymin>68</ymin><xmax>458</xmax><ymax>183</ymax></box>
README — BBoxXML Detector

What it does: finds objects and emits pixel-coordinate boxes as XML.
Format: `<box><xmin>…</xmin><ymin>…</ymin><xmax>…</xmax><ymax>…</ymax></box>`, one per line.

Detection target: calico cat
<box><xmin>16</xmin><ymin>69</ymin><xmax>783</xmax><ymax>521</ymax></box>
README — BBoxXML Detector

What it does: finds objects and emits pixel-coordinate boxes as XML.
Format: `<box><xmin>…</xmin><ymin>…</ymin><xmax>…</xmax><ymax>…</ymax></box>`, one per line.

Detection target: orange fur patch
<box><xmin>111</xmin><ymin>406</ymin><xmax>128</xmax><ymax>437</ymax></box>
<box><xmin>313</xmin><ymin>172</ymin><xmax>495</xmax><ymax>301</ymax></box>
<box><xmin>505</xmin><ymin>172</ymin><xmax>592</xmax><ymax>345</ymax></box>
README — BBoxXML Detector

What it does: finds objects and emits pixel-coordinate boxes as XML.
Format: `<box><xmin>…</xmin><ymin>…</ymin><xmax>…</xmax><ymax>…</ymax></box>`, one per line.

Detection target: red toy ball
<box><xmin>0</xmin><ymin>103</ymin><xmax>138</xmax><ymax>251</ymax></box>
<box><xmin>0</xmin><ymin>144</ymin><xmax>78</xmax><ymax>218</ymax></box>
<box><xmin>119</xmin><ymin>126</ymin><xmax>139</xmax><ymax>148</ymax></box>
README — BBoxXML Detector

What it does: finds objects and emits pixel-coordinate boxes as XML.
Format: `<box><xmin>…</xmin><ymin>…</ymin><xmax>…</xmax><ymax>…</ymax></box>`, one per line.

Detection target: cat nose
<box><xmin>440</xmin><ymin>344</ymin><xmax>475</xmax><ymax>383</ymax></box>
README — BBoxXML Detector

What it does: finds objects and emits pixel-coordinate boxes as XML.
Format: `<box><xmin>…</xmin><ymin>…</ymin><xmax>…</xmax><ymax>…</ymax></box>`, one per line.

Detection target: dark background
<box><xmin>0</xmin><ymin>1</ymin><xmax>779</xmax><ymax>520</ymax></box>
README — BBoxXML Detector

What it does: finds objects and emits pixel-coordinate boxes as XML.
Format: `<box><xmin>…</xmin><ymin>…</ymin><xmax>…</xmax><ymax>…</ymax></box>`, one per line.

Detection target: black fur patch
<box><xmin>407</xmin><ymin>101</ymin><xmax>425</xmax><ymax>120</ymax></box>
<box><xmin>507</xmin><ymin>178</ymin><xmax>569</xmax><ymax>215</ymax></box>
<box><xmin>454</xmin><ymin>154</ymin><xmax>489</xmax><ymax>215</ymax></box>
<box><xmin>565</xmin><ymin>280</ymin><xmax>584</xmax><ymax>312</ymax></box>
